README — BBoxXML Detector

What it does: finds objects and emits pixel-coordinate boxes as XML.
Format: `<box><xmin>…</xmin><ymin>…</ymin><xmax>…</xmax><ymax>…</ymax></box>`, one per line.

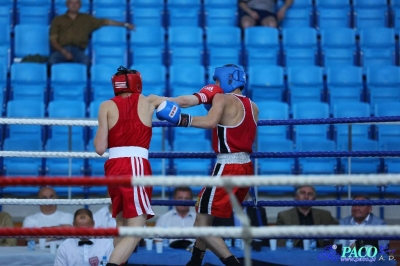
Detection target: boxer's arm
<box><xmin>191</xmin><ymin>93</ymin><xmax>225</xmax><ymax>129</ymax></box>
<box><xmin>94</xmin><ymin>101</ymin><xmax>109</xmax><ymax>155</ymax></box>
<box><xmin>170</xmin><ymin>95</ymin><xmax>200</xmax><ymax>108</ymax></box>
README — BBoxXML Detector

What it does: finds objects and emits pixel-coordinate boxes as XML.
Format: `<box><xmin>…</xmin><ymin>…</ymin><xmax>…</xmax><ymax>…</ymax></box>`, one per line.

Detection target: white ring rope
<box><xmin>117</xmin><ymin>225</ymin><xmax>400</xmax><ymax>239</ymax></box>
<box><xmin>129</xmin><ymin>175</ymin><xmax>400</xmax><ymax>187</ymax></box>
<box><xmin>0</xmin><ymin>199</ymin><xmax>111</xmax><ymax>205</ymax></box>
<box><xmin>0</xmin><ymin>151</ymin><xmax>108</xmax><ymax>158</ymax></box>
<box><xmin>0</xmin><ymin>118</ymin><xmax>98</xmax><ymax>126</ymax></box>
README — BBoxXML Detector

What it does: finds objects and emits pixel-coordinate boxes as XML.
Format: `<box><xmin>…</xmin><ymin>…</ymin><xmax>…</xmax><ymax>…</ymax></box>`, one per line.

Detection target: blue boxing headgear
<box><xmin>212</xmin><ymin>64</ymin><xmax>246</xmax><ymax>93</ymax></box>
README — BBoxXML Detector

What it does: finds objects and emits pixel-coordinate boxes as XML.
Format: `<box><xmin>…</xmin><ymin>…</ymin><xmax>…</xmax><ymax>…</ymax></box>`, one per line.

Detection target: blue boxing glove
<box><xmin>156</xmin><ymin>100</ymin><xmax>192</xmax><ymax>127</ymax></box>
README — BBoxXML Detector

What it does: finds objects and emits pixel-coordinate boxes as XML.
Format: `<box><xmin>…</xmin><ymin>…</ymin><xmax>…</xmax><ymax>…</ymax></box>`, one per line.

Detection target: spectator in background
<box><xmin>239</xmin><ymin>0</ymin><xmax>293</xmax><ymax>29</ymax></box>
<box><xmin>155</xmin><ymin>187</ymin><xmax>196</xmax><ymax>246</ymax></box>
<box><xmin>48</xmin><ymin>0</ymin><xmax>135</xmax><ymax>66</ymax></box>
<box><xmin>93</xmin><ymin>192</ymin><xmax>116</xmax><ymax>228</ymax></box>
<box><xmin>276</xmin><ymin>186</ymin><xmax>338</xmax><ymax>248</ymax></box>
<box><xmin>54</xmin><ymin>208</ymin><xmax>114</xmax><ymax>266</ymax></box>
<box><xmin>337</xmin><ymin>195</ymin><xmax>389</xmax><ymax>249</ymax></box>
<box><xmin>0</xmin><ymin>212</ymin><xmax>17</xmax><ymax>246</ymax></box>
<box><xmin>22</xmin><ymin>186</ymin><xmax>73</xmax><ymax>228</ymax></box>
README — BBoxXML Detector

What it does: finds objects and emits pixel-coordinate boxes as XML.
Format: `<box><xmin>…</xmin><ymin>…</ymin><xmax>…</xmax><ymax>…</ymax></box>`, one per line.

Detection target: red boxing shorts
<box><xmin>105</xmin><ymin>156</ymin><xmax>154</xmax><ymax>220</ymax></box>
<box><xmin>195</xmin><ymin>153</ymin><xmax>253</xmax><ymax>218</ymax></box>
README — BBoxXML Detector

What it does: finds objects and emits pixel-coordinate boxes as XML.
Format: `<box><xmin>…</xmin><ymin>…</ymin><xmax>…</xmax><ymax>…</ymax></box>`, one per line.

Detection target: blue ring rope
<box><xmin>152</xmin><ymin>116</ymin><xmax>400</xmax><ymax>127</ymax></box>
<box><xmin>151</xmin><ymin>199</ymin><xmax>400</xmax><ymax>207</ymax></box>
<box><xmin>149</xmin><ymin>151</ymin><xmax>400</xmax><ymax>158</ymax></box>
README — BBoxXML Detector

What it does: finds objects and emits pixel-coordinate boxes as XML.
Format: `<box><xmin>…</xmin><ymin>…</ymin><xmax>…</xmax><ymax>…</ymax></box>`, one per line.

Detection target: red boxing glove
<box><xmin>193</xmin><ymin>84</ymin><xmax>224</xmax><ymax>104</ymax></box>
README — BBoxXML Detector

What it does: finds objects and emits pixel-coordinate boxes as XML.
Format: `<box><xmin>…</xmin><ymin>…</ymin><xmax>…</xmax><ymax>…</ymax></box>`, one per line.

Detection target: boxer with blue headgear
<box><xmin>212</xmin><ymin>64</ymin><xmax>246</xmax><ymax>93</ymax></box>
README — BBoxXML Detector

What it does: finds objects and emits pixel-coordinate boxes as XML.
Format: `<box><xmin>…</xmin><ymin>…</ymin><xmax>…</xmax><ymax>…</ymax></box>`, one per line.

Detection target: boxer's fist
<box><xmin>156</xmin><ymin>100</ymin><xmax>192</xmax><ymax>127</ymax></box>
<box><xmin>193</xmin><ymin>84</ymin><xmax>223</xmax><ymax>104</ymax></box>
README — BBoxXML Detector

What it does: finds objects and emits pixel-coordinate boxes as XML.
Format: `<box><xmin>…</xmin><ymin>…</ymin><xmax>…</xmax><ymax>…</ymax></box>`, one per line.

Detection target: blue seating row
<box><xmin>1</xmin><ymin>62</ymin><xmax>399</xmax><ymax>117</ymax></box>
<box><xmin>2</xmin><ymin>0</ymin><xmax>400</xmax><ymax>30</ymax></box>
<box><xmin>1</xmin><ymin>25</ymin><xmax>399</xmax><ymax>70</ymax></box>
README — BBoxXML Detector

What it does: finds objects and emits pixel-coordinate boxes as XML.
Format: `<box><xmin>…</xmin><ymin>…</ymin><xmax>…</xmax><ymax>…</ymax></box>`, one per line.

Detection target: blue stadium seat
<box><xmin>50</xmin><ymin>63</ymin><xmax>87</xmax><ymax>101</ymax></box>
<box><xmin>16</xmin><ymin>0</ymin><xmax>51</xmax><ymax>25</ymax></box>
<box><xmin>391</xmin><ymin>0</ymin><xmax>400</xmax><ymax>29</ymax></box>
<box><xmin>340</xmin><ymin>139</ymin><xmax>381</xmax><ymax>174</ymax></box>
<box><xmin>297</xmin><ymin>139</ymin><xmax>338</xmax><ymax>175</ymax></box>
<box><xmin>90</xmin><ymin>64</ymin><xmax>115</xmax><ymax>102</ymax></box>
<box><xmin>92</xmin><ymin>26</ymin><xmax>128</xmax><ymax>66</ymax></box>
<box><xmin>149</xmin><ymin>127</ymin><xmax>171</xmax><ymax>176</ymax></box>
<box><xmin>10</xmin><ymin>63</ymin><xmax>47</xmax><ymax>102</ymax></box>
<box><xmin>6</xmin><ymin>100</ymin><xmax>45</xmax><ymax>141</ymax></box>
<box><xmin>130</xmin><ymin>64</ymin><xmax>167</xmax><ymax>96</ymax></box>
<box><xmin>247</xmin><ymin>65</ymin><xmax>285</xmax><ymax>102</ymax></box>
<box><xmin>203</xmin><ymin>0</ymin><xmax>238</xmax><ymax>27</ymax></box>
<box><xmin>257</xmin><ymin>138</ymin><xmax>295</xmax><ymax>175</ymax></box>
<box><xmin>244</xmin><ymin>27</ymin><xmax>280</xmax><ymax>66</ymax></box>
<box><xmin>320</xmin><ymin>28</ymin><xmax>357</xmax><ymax>66</ymax></box>
<box><xmin>375</xmin><ymin>102</ymin><xmax>400</xmax><ymax>149</ymax></box>
<box><xmin>168</xmin><ymin>64</ymin><xmax>205</xmax><ymax>96</ymax></box>
<box><xmin>92</xmin><ymin>5</ymin><xmax>126</xmax><ymax>22</ymax></box>
<box><xmin>130</xmin><ymin>2</ymin><xmax>165</xmax><ymax>27</ymax></box>
<box><xmin>205</xmin><ymin>26</ymin><xmax>241</xmax><ymax>66</ymax></box>
<box><xmin>204</xmin><ymin>7</ymin><xmax>237</xmax><ymax>28</ymax></box>
<box><xmin>0</xmin><ymin>44</ymin><xmax>8</xmax><ymax>70</ymax></box>
<box><xmin>47</xmin><ymin>100</ymin><xmax>86</xmax><ymax>142</ymax></box>
<box><xmin>3</xmin><ymin>138</ymin><xmax>43</xmax><ymax>176</ymax></box>
<box><xmin>292</xmin><ymin>102</ymin><xmax>330</xmax><ymax>145</ymax></box>
<box><xmin>130</xmin><ymin>26</ymin><xmax>165</xmax><ymax>65</ymax></box>
<box><xmin>167</xmin><ymin>0</ymin><xmax>201</xmax><ymax>27</ymax></box>
<box><xmin>315</xmin><ymin>0</ymin><xmax>351</xmax><ymax>29</ymax></box>
<box><xmin>333</xmin><ymin>102</ymin><xmax>371</xmax><ymax>147</ymax></box>
<box><xmin>0</xmin><ymin>24</ymin><xmax>10</xmax><ymax>47</ymax></box>
<box><xmin>353</xmin><ymin>0</ymin><xmax>388</xmax><ymax>30</ymax></box>
<box><xmin>172</xmin><ymin>138</ymin><xmax>212</xmax><ymax>176</ymax></box>
<box><xmin>381</xmin><ymin>141</ymin><xmax>400</xmax><ymax>173</ymax></box>
<box><xmin>0</xmin><ymin>63</ymin><xmax>6</xmax><ymax>112</ymax></box>
<box><xmin>0</xmin><ymin>4</ymin><xmax>13</xmax><ymax>29</ymax></box>
<box><xmin>45</xmin><ymin>138</ymin><xmax>86</xmax><ymax>176</ymax></box>
<box><xmin>287</xmin><ymin>66</ymin><xmax>324</xmax><ymax>106</ymax></box>
<box><xmin>14</xmin><ymin>24</ymin><xmax>50</xmax><ymax>60</ymax></box>
<box><xmin>86</xmin><ymin>139</ymin><xmax>106</xmax><ymax>177</ymax></box>
<box><xmin>282</xmin><ymin>27</ymin><xmax>318</xmax><ymax>66</ymax></box>
<box><xmin>257</xmin><ymin>101</ymin><xmax>289</xmax><ymax>141</ymax></box>
<box><xmin>88</xmin><ymin>99</ymin><xmax>101</xmax><ymax>141</ymax></box>
<box><xmin>279</xmin><ymin>0</ymin><xmax>313</xmax><ymax>28</ymax></box>
<box><xmin>366</xmin><ymin>66</ymin><xmax>400</xmax><ymax>114</ymax></box>
<box><xmin>359</xmin><ymin>28</ymin><xmax>396</xmax><ymax>67</ymax></box>
<box><xmin>326</xmin><ymin>66</ymin><xmax>363</xmax><ymax>114</ymax></box>
<box><xmin>168</xmin><ymin>26</ymin><xmax>204</xmax><ymax>65</ymax></box>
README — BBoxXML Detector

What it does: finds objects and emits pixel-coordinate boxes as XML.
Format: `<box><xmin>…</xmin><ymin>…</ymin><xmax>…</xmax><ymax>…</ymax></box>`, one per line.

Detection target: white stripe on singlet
<box><xmin>132</xmin><ymin>157</ymin><xmax>144</xmax><ymax>216</ymax></box>
<box><xmin>207</xmin><ymin>163</ymin><xmax>224</xmax><ymax>214</ymax></box>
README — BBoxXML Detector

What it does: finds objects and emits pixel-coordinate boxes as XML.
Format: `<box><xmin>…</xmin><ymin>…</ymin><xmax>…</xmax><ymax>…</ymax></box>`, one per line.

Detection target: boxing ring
<box><xmin>0</xmin><ymin>116</ymin><xmax>400</xmax><ymax>266</ymax></box>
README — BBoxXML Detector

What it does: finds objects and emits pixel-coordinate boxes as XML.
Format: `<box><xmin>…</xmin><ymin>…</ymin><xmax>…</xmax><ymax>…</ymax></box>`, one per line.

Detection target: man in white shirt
<box><xmin>54</xmin><ymin>208</ymin><xmax>114</xmax><ymax>266</ymax></box>
<box><xmin>155</xmin><ymin>187</ymin><xmax>196</xmax><ymax>245</ymax></box>
<box><xmin>337</xmin><ymin>195</ymin><xmax>389</xmax><ymax>249</ymax></box>
<box><xmin>93</xmin><ymin>204</ymin><xmax>116</xmax><ymax>228</ymax></box>
<box><xmin>23</xmin><ymin>187</ymin><xmax>73</xmax><ymax>228</ymax></box>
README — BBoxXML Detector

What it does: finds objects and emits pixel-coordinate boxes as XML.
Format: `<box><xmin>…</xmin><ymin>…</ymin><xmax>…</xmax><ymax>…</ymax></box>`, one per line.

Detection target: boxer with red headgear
<box><xmin>94</xmin><ymin>66</ymin><xmax>170</xmax><ymax>266</ymax></box>
<box><xmin>156</xmin><ymin>64</ymin><xmax>259</xmax><ymax>266</ymax></box>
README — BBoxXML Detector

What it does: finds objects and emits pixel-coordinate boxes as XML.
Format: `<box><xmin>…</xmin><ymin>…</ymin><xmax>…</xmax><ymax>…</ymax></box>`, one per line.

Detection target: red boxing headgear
<box><xmin>112</xmin><ymin>66</ymin><xmax>142</xmax><ymax>96</ymax></box>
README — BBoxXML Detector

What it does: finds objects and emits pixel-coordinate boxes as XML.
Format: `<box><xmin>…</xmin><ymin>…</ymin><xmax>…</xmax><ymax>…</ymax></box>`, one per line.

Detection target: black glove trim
<box><xmin>178</xmin><ymin>114</ymin><xmax>192</xmax><ymax>127</ymax></box>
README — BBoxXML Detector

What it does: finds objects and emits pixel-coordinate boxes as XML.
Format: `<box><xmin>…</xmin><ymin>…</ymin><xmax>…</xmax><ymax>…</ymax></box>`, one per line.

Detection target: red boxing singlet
<box><xmin>211</xmin><ymin>94</ymin><xmax>257</xmax><ymax>154</ymax></box>
<box><xmin>105</xmin><ymin>94</ymin><xmax>154</xmax><ymax>219</ymax></box>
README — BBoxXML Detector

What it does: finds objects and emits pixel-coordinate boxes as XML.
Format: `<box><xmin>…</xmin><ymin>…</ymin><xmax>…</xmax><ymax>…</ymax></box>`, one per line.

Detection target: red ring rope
<box><xmin>0</xmin><ymin>227</ymin><xmax>118</xmax><ymax>237</ymax></box>
<box><xmin>0</xmin><ymin>177</ymin><xmax>131</xmax><ymax>186</ymax></box>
